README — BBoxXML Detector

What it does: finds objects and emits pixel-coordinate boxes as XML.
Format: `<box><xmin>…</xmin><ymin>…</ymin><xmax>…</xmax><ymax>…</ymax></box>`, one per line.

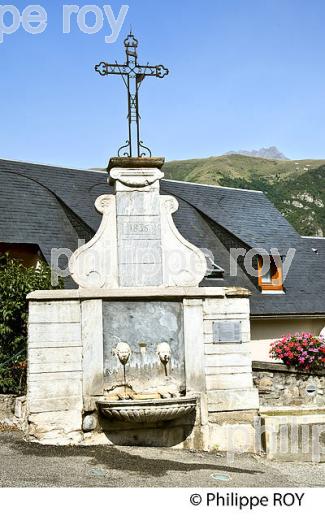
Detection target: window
<box><xmin>0</xmin><ymin>243</ymin><xmax>41</xmax><ymax>268</ymax></box>
<box><xmin>258</xmin><ymin>255</ymin><xmax>283</xmax><ymax>292</ymax></box>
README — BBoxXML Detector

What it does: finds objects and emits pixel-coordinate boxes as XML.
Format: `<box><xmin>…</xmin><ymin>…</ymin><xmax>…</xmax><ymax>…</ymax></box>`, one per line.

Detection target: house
<box><xmin>0</xmin><ymin>157</ymin><xmax>324</xmax><ymax>361</ymax></box>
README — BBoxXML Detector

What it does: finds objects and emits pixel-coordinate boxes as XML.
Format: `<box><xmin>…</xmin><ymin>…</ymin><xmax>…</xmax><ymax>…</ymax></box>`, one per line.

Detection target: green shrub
<box><xmin>0</xmin><ymin>254</ymin><xmax>62</xmax><ymax>395</ymax></box>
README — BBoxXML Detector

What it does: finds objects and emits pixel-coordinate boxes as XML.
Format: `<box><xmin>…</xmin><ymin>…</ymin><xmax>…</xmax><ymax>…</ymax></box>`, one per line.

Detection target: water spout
<box><xmin>157</xmin><ymin>342</ymin><xmax>171</xmax><ymax>376</ymax></box>
<box><xmin>114</xmin><ymin>342</ymin><xmax>132</xmax><ymax>396</ymax></box>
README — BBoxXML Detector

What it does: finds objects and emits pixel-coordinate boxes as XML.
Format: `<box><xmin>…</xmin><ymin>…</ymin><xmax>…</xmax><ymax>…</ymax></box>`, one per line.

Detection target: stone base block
<box><xmin>209</xmin><ymin>422</ymin><xmax>257</xmax><ymax>453</ymax></box>
<box><xmin>208</xmin><ymin>388</ymin><xmax>259</xmax><ymax>412</ymax></box>
<box><xmin>262</xmin><ymin>410</ymin><xmax>325</xmax><ymax>462</ymax></box>
<box><xmin>28</xmin><ymin>410</ymin><xmax>82</xmax><ymax>443</ymax></box>
<box><xmin>208</xmin><ymin>410</ymin><xmax>259</xmax><ymax>453</ymax></box>
<box><xmin>35</xmin><ymin>431</ymin><xmax>84</xmax><ymax>446</ymax></box>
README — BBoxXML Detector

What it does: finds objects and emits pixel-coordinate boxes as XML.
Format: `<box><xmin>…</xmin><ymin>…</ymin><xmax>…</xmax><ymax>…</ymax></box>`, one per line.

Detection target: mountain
<box><xmin>164</xmin><ymin>154</ymin><xmax>325</xmax><ymax>237</ymax></box>
<box><xmin>224</xmin><ymin>146</ymin><xmax>288</xmax><ymax>160</ymax></box>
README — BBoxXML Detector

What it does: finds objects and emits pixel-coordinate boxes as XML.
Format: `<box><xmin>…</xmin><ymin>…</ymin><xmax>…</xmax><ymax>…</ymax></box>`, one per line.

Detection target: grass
<box><xmin>164</xmin><ymin>155</ymin><xmax>325</xmax><ymax>236</ymax></box>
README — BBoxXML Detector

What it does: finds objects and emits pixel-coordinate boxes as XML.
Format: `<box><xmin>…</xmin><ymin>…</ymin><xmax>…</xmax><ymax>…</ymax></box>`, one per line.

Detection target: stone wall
<box><xmin>203</xmin><ymin>297</ymin><xmax>259</xmax><ymax>414</ymax></box>
<box><xmin>253</xmin><ymin>361</ymin><xmax>325</xmax><ymax>407</ymax></box>
<box><xmin>0</xmin><ymin>395</ymin><xmax>26</xmax><ymax>428</ymax></box>
<box><xmin>102</xmin><ymin>300</ymin><xmax>185</xmax><ymax>394</ymax></box>
<box><xmin>27</xmin><ymin>300</ymin><xmax>83</xmax><ymax>444</ymax></box>
<box><xmin>0</xmin><ymin>395</ymin><xmax>16</xmax><ymax>424</ymax></box>
<box><xmin>202</xmin><ymin>296</ymin><xmax>259</xmax><ymax>452</ymax></box>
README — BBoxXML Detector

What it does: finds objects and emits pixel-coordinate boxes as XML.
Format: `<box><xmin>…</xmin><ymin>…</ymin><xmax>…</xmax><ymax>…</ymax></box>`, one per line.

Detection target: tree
<box><xmin>0</xmin><ymin>254</ymin><xmax>62</xmax><ymax>394</ymax></box>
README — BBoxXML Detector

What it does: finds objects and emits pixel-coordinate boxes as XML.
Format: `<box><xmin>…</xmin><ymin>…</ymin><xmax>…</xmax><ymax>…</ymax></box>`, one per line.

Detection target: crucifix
<box><xmin>95</xmin><ymin>33</ymin><xmax>169</xmax><ymax>158</ymax></box>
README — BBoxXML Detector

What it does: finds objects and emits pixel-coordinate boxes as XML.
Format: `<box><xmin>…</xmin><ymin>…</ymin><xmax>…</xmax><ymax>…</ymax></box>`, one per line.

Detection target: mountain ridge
<box><xmin>164</xmin><ymin>154</ymin><xmax>325</xmax><ymax>237</ymax></box>
<box><xmin>224</xmin><ymin>146</ymin><xmax>288</xmax><ymax>161</ymax></box>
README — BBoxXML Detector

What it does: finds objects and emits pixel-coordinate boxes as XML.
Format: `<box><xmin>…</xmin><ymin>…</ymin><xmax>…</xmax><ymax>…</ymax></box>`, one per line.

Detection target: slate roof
<box><xmin>0</xmin><ymin>158</ymin><xmax>324</xmax><ymax>317</ymax></box>
<box><xmin>162</xmin><ymin>180</ymin><xmax>301</xmax><ymax>255</ymax></box>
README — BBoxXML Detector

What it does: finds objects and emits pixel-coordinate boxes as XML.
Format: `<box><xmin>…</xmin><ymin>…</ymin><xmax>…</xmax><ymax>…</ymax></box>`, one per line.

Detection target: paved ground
<box><xmin>0</xmin><ymin>431</ymin><xmax>324</xmax><ymax>487</ymax></box>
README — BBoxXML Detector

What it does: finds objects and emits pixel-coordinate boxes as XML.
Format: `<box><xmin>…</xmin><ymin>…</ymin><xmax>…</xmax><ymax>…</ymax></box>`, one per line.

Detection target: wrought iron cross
<box><xmin>95</xmin><ymin>33</ymin><xmax>169</xmax><ymax>158</ymax></box>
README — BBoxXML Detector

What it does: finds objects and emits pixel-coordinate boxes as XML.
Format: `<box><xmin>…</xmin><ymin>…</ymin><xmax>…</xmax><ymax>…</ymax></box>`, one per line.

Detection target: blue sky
<box><xmin>0</xmin><ymin>0</ymin><xmax>325</xmax><ymax>168</ymax></box>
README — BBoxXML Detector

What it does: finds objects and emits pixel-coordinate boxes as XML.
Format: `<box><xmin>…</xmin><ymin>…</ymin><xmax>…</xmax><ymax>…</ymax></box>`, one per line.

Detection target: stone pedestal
<box><xmin>27</xmin><ymin>287</ymin><xmax>258</xmax><ymax>448</ymax></box>
<box><xmin>26</xmin><ymin>158</ymin><xmax>259</xmax><ymax>450</ymax></box>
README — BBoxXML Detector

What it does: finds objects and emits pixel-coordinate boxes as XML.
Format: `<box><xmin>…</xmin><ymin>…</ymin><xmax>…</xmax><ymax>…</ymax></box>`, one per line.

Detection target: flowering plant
<box><xmin>270</xmin><ymin>332</ymin><xmax>325</xmax><ymax>371</ymax></box>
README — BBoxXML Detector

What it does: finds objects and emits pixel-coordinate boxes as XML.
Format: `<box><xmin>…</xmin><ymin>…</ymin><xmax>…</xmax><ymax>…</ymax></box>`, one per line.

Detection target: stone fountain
<box><xmin>26</xmin><ymin>156</ymin><xmax>259</xmax><ymax>450</ymax></box>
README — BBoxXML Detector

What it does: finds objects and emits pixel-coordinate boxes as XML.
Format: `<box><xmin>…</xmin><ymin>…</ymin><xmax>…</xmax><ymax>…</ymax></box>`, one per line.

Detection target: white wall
<box><xmin>250</xmin><ymin>317</ymin><xmax>325</xmax><ymax>362</ymax></box>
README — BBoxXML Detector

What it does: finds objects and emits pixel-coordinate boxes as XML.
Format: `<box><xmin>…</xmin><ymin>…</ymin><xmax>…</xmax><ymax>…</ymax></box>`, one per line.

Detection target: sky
<box><xmin>0</xmin><ymin>0</ymin><xmax>325</xmax><ymax>169</ymax></box>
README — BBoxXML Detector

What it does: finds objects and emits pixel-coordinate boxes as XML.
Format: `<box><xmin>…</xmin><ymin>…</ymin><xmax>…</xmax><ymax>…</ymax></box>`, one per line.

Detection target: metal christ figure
<box><xmin>95</xmin><ymin>33</ymin><xmax>169</xmax><ymax>158</ymax></box>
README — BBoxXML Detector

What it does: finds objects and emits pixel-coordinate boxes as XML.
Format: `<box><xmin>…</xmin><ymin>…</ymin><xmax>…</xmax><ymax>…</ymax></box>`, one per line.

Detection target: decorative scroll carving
<box><xmin>69</xmin><ymin>177</ymin><xmax>207</xmax><ymax>289</ymax></box>
<box><xmin>160</xmin><ymin>196</ymin><xmax>207</xmax><ymax>287</ymax></box>
<box><xmin>69</xmin><ymin>195</ymin><xmax>118</xmax><ymax>289</ymax></box>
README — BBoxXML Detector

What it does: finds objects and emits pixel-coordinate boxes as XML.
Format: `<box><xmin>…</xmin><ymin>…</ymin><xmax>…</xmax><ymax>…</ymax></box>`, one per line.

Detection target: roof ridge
<box><xmin>162</xmin><ymin>177</ymin><xmax>263</xmax><ymax>193</ymax></box>
<box><xmin>0</xmin><ymin>156</ymin><xmax>105</xmax><ymax>175</ymax></box>
<box><xmin>1</xmin><ymin>157</ymin><xmax>263</xmax><ymax>193</ymax></box>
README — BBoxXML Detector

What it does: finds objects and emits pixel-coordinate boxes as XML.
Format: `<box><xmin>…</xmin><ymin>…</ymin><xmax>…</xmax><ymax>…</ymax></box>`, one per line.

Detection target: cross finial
<box><xmin>95</xmin><ymin>33</ymin><xmax>169</xmax><ymax>158</ymax></box>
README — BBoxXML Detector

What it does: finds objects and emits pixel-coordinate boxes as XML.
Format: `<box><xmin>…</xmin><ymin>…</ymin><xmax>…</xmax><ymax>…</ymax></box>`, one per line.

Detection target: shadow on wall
<box><xmin>97</xmin><ymin>411</ymin><xmax>198</xmax><ymax>448</ymax></box>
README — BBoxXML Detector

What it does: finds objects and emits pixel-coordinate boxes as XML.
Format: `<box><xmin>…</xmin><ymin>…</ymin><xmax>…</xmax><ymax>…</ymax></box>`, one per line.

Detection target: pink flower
<box><xmin>269</xmin><ymin>332</ymin><xmax>325</xmax><ymax>371</ymax></box>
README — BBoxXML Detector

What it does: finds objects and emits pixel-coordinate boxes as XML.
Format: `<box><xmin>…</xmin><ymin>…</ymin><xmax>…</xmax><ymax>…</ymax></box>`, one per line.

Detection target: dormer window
<box><xmin>258</xmin><ymin>255</ymin><xmax>283</xmax><ymax>292</ymax></box>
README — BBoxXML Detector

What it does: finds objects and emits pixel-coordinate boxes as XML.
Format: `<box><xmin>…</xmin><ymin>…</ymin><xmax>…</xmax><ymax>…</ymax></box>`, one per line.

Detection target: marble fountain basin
<box><xmin>97</xmin><ymin>396</ymin><xmax>197</xmax><ymax>423</ymax></box>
